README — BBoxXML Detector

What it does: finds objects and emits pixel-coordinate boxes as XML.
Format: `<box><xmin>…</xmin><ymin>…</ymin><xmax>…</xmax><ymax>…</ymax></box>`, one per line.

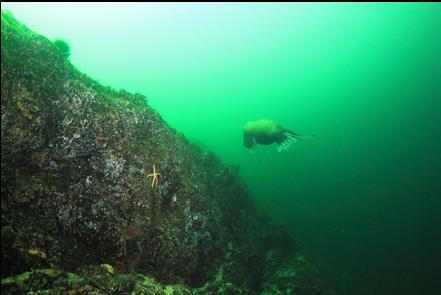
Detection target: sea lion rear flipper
<box><xmin>284</xmin><ymin>130</ymin><xmax>304</xmax><ymax>140</ymax></box>
<box><xmin>276</xmin><ymin>134</ymin><xmax>297</xmax><ymax>152</ymax></box>
<box><xmin>285</xmin><ymin>130</ymin><xmax>316</xmax><ymax>140</ymax></box>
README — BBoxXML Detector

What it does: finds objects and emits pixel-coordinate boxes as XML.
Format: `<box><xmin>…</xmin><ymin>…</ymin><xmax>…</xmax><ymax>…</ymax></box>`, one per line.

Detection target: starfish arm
<box><xmin>147</xmin><ymin>165</ymin><xmax>160</xmax><ymax>188</ymax></box>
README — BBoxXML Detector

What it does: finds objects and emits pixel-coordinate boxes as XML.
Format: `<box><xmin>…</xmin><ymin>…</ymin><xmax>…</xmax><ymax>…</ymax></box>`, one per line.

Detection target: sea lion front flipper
<box><xmin>243</xmin><ymin>132</ymin><xmax>255</xmax><ymax>149</ymax></box>
<box><xmin>245</xmin><ymin>148</ymin><xmax>256</xmax><ymax>154</ymax></box>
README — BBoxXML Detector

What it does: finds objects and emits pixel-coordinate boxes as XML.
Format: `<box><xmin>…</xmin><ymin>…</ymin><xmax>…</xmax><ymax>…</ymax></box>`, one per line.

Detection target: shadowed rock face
<box><xmin>1</xmin><ymin>11</ymin><xmax>334</xmax><ymax>294</ymax></box>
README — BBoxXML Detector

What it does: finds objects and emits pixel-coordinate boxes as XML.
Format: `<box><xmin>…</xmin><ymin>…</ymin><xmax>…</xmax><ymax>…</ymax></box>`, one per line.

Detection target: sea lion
<box><xmin>243</xmin><ymin>119</ymin><xmax>314</xmax><ymax>152</ymax></box>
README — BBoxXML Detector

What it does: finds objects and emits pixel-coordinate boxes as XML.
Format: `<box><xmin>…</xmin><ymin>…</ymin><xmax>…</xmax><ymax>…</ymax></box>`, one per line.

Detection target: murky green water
<box><xmin>2</xmin><ymin>3</ymin><xmax>440</xmax><ymax>294</ymax></box>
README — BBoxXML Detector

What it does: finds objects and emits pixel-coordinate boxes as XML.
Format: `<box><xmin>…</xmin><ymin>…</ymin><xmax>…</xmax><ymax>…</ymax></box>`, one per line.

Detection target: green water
<box><xmin>2</xmin><ymin>3</ymin><xmax>440</xmax><ymax>294</ymax></box>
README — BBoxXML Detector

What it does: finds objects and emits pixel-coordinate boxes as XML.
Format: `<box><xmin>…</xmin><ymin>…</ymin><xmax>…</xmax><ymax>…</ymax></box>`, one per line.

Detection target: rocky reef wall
<box><xmin>1</xmin><ymin>11</ymin><xmax>333</xmax><ymax>294</ymax></box>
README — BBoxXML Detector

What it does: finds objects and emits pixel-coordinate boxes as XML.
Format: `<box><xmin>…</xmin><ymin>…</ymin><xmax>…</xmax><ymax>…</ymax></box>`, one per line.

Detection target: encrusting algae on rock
<box><xmin>100</xmin><ymin>263</ymin><xmax>114</xmax><ymax>275</ymax></box>
<box><xmin>26</xmin><ymin>248</ymin><xmax>47</xmax><ymax>259</ymax></box>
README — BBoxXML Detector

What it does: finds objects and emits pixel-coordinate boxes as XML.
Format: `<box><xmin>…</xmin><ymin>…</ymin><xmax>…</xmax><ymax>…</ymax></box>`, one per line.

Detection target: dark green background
<box><xmin>2</xmin><ymin>3</ymin><xmax>440</xmax><ymax>294</ymax></box>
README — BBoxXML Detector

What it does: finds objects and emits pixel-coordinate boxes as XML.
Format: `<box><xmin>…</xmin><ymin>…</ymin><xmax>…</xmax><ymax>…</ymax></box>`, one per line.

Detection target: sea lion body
<box><xmin>243</xmin><ymin>119</ymin><xmax>309</xmax><ymax>152</ymax></box>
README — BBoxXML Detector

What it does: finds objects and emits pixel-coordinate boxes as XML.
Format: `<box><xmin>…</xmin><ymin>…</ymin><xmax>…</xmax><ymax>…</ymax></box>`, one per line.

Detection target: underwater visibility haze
<box><xmin>1</xmin><ymin>3</ymin><xmax>441</xmax><ymax>295</ymax></box>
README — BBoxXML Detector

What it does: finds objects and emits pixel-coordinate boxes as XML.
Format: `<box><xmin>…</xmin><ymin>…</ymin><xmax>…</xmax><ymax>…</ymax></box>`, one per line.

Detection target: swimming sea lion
<box><xmin>243</xmin><ymin>119</ymin><xmax>314</xmax><ymax>152</ymax></box>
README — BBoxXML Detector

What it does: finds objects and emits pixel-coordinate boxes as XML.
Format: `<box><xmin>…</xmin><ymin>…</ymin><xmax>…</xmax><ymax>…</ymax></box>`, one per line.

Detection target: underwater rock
<box><xmin>53</xmin><ymin>38</ymin><xmax>70</xmax><ymax>58</ymax></box>
<box><xmin>261</xmin><ymin>254</ymin><xmax>335</xmax><ymax>295</ymax></box>
<box><xmin>0</xmin><ymin>267</ymin><xmax>196</xmax><ymax>295</ymax></box>
<box><xmin>1</xmin><ymin>11</ymin><xmax>334</xmax><ymax>294</ymax></box>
